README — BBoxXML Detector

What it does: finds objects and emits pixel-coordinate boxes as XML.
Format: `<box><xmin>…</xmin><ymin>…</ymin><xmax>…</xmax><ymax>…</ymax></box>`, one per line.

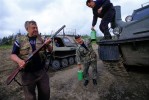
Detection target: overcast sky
<box><xmin>0</xmin><ymin>0</ymin><xmax>148</xmax><ymax>38</ymax></box>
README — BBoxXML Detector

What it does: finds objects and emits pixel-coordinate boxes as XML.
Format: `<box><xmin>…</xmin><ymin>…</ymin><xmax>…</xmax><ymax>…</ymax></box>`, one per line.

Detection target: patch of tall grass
<box><xmin>0</xmin><ymin>45</ymin><xmax>12</xmax><ymax>50</ymax></box>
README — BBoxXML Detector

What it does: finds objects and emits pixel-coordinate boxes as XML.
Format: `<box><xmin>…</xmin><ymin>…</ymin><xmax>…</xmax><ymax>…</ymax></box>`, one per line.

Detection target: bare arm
<box><xmin>10</xmin><ymin>54</ymin><xmax>25</xmax><ymax>68</ymax></box>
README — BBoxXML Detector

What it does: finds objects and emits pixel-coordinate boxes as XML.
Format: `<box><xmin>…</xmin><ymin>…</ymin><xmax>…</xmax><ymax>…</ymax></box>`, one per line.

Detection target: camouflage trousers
<box><xmin>83</xmin><ymin>60</ymin><xmax>97</xmax><ymax>80</ymax></box>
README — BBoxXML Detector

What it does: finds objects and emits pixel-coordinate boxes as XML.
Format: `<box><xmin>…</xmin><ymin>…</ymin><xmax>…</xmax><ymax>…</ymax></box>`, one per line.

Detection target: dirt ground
<box><xmin>0</xmin><ymin>45</ymin><xmax>149</xmax><ymax>100</ymax></box>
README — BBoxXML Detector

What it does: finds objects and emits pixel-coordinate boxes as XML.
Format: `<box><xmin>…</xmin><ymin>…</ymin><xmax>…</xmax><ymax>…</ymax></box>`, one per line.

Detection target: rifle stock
<box><xmin>6</xmin><ymin>67</ymin><xmax>21</xmax><ymax>85</ymax></box>
<box><xmin>6</xmin><ymin>25</ymin><xmax>66</xmax><ymax>85</ymax></box>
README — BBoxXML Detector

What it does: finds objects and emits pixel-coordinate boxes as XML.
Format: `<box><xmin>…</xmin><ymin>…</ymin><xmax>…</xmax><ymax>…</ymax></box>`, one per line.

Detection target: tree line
<box><xmin>0</xmin><ymin>32</ymin><xmax>101</xmax><ymax>46</ymax></box>
<box><xmin>0</xmin><ymin>35</ymin><xmax>14</xmax><ymax>45</ymax></box>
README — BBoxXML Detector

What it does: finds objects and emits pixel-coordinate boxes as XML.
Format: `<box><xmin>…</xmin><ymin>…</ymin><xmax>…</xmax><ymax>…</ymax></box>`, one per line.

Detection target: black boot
<box><xmin>93</xmin><ymin>79</ymin><xmax>97</xmax><ymax>85</ymax></box>
<box><xmin>84</xmin><ymin>80</ymin><xmax>89</xmax><ymax>86</ymax></box>
<box><xmin>100</xmin><ymin>36</ymin><xmax>112</xmax><ymax>41</ymax></box>
<box><xmin>103</xmin><ymin>30</ymin><xmax>112</xmax><ymax>40</ymax></box>
<box><xmin>105</xmin><ymin>35</ymin><xmax>112</xmax><ymax>39</ymax></box>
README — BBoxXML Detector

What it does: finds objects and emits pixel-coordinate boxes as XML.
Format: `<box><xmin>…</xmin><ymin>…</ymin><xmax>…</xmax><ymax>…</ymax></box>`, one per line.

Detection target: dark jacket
<box><xmin>92</xmin><ymin>0</ymin><xmax>114</xmax><ymax>26</ymax></box>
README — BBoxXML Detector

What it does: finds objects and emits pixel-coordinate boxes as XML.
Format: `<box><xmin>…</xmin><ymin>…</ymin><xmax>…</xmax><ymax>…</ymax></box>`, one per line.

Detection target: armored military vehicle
<box><xmin>98</xmin><ymin>3</ymin><xmax>149</xmax><ymax>75</ymax></box>
<box><xmin>47</xmin><ymin>35</ymin><xmax>77</xmax><ymax>70</ymax></box>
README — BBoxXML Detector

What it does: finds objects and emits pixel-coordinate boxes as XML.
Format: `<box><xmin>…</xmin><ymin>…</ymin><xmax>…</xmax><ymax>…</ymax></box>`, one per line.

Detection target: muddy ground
<box><xmin>0</xmin><ymin>45</ymin><xmax>149</xmax><ymax>100</ymax></box>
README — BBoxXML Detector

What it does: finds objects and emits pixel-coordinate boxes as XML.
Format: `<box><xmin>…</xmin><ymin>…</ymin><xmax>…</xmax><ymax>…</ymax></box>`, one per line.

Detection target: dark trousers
<box><xmin>99</xmin><ymin>8</ymin><xmax>115</xmax><ymax>37</ymax></box>
<box><xmin>21</xmin><ymin>69</ymin><xmax>50</xmax><ymax>100</ymax></box>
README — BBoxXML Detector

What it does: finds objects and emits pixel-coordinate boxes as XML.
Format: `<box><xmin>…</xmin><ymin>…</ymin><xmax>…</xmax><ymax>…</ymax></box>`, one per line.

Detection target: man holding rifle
<box><xmin>10</xmin><ymin>20</ymin><xmax>52</xmax><ymax>100</ymax></box>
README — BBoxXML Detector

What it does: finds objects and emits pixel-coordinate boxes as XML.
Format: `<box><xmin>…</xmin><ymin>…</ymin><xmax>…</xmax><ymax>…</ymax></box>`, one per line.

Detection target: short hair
<box><xmin>75</xmin><ymin>35</ymin><xmax>81</xmax><ymax>39</ymax></box>
<box><xmin>86</xmin><ymin>0</ymin><xmax>92</xmax><ymax>6</ymax></box>
<box><xmin>24</xmin><ymin>20</ymin><xmax>37</xmax><ymax>30</ymax></box>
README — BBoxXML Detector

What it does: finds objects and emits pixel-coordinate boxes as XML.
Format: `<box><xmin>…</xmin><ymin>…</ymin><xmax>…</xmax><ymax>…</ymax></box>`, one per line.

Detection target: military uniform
<box><xmin>76</xmin><ymin>39</ymin><xmax>97</xmax><ymax>81</ymax></box>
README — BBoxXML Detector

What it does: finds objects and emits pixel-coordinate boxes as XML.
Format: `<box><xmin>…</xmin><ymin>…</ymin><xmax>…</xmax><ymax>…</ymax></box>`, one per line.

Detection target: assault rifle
<box><xmin>6</xmin><ymin>25</ymin><xmax>66</xmax><ymax>85</ymax></box>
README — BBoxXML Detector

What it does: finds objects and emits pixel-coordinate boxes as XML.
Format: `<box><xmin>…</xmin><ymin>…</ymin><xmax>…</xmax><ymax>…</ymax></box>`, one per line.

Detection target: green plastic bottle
<box><xmin>77</xmin><ymin>70</ymin><xmax>83</xmax><ymax>81</ymax></box>
<box><xmin>90</xmin><ymin>30</ymin><xmax>96</xmax><ymax>42</ymax></box>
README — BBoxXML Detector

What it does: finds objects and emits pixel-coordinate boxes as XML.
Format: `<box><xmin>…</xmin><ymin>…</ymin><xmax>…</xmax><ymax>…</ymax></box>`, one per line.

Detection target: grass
<box><xmin>0</xmin><ymin>45</ymin><xmax>12</xmax><ymax>50</ymax></box>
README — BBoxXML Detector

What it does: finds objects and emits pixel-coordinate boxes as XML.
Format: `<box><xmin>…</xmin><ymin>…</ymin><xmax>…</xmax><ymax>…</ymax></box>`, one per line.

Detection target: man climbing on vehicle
<box><xmin>86</xmin><ymin>0</ymin><xmax>116</xmax><ymax>40</ymax></box>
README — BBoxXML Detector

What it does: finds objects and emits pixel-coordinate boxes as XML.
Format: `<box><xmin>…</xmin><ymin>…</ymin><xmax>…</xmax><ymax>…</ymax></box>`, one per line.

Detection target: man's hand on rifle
<box><xmin>18</xmin><ymin>59</ymin><xmax>25</xmax><ymax>68</ymax></box>
<box><xmin>10</xmin><ymin>54</ymin><xmax>26</xmax><ymax>69</ymax></box>
<box><xmin>44</xmin><ymin>37</ymin><xmax>53</xmax><ymax>52</ymax></box>
<box><xmin>44</xmin><ymin>38</ymin><xmax>51</xmax><ymax>45</ymax></box>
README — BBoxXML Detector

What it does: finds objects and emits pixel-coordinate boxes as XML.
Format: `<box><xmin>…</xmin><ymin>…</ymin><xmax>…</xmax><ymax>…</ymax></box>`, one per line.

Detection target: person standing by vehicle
<box><xmin>75</xmin><ymin>35</ymin><xmax>97</xmax><ymax>86</ymax></box>
<box><xmin>86</xmin><ymin>0</ymin><xmax>115</xmax><ymax>40</ymax></box>
<box><xmin>10</xmin><ymin>20</ymin><xmax>52</xmax><ymax>100</ymax></box>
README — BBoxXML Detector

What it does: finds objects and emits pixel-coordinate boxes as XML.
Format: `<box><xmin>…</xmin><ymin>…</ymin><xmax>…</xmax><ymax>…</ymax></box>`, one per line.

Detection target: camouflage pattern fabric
<box><xmin>17</xmin><ymin>35</ymin><xmax>46</xmax><ymax>61</ymax></box>
<box><xmin>76</xmin><ymin>38</ymin><xmax>97</xmax><ymax>80</ymax></box>
<box><xmin>76</xmin><ymin>38</ymin><xmax>97</xmax><ymax>64</ymax></box>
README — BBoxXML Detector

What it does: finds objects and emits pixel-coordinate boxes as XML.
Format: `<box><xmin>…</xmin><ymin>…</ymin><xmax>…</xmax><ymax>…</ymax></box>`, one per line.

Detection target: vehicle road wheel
<box><xmin>61</xmin><ymin>58</ymin><xmax>68</xmax><ymax>68</ymax></box>
<box><xmin>52</xmin><ymin>60</ymin><xmax>61</xmax><ymax>70</ymax></box>
<box><xmin>68</xmin><ymin>57</ymin><xmax>74</xmax><ymax>65</ymax></box>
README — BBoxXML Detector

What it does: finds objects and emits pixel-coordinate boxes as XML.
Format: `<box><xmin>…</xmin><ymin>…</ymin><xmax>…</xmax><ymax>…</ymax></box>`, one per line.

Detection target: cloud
<box><xmin>0</xmin><ymin>0</ymin><xmax>91</xmax><ymax>37</ymax></box>
<box><xmin>0</xmin><ymin>0</ymin><xmax>148</xmax><ymax>38</ymax></box>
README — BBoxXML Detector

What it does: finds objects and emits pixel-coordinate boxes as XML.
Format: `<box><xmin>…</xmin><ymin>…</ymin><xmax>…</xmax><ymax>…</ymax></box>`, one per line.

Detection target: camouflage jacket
<box><xmin>76</xmin><ymin>39</ymin><xmax>97</xmax><ymax>64</ymax></box>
